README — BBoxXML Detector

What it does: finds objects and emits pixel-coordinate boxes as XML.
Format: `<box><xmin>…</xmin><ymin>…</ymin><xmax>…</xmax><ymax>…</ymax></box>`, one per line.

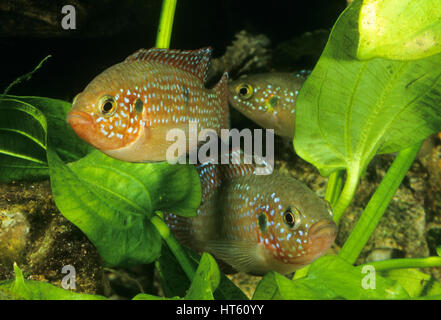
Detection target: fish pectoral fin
<box><xmin>204</xmin><ymin>240</ymin><xmax>262</xmax><ymax>274</ymax></box>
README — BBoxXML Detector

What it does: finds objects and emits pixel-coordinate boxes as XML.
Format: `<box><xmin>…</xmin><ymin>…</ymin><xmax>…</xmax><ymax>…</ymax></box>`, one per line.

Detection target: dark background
<box><xmin>0</xmin><ymin>0</ymin><xmax>346</xmax><ymax>101</ymax></box>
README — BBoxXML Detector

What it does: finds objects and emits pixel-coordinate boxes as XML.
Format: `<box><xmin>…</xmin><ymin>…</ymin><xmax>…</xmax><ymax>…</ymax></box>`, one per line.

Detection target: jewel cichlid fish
<box><xmin>165</xmin><ymin>152</ymin><xmax>336</xmax><ymax>275</ymax></box>
<box><xmin>68</xmin><ymin>47</ymin><xmax>229</xmax><ymax>162</ymax></box>
<box><xmin>228</xmin><ymin>71</ymin><xmax>310</xmax><ymax>140</ymax></box>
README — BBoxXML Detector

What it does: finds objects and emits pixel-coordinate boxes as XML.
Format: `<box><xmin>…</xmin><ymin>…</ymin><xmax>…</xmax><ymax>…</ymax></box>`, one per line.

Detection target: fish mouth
<box><xmin>307</xmin><ymin>220</ymin><xmax>337</xmax><ymax>259</ymax></box>
<box><xmin>67</xmin><ymin>110</ymin><xmax>93</xmax><ymax>128</ymax></box>
<box><xmin>67</xmin><ymin>110</ymin><xmax>95</xmax><ymax>145</ymax></box>
<box><xmin>309</xmin><ymin>219</ymin><xmax>337</xmax><ymax>239</ymax></box>
<box><xmin>272</xmin><ymin>220</ymin><xmax>337</xmax><ymax>272</ymax></box>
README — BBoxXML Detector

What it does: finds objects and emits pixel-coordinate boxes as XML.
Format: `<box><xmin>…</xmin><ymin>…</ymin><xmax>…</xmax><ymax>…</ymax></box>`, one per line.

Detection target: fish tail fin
<box><xmin>213</xmin><ymin>71</ymin><xmax>230</xmax><ymax>130</ymax></box>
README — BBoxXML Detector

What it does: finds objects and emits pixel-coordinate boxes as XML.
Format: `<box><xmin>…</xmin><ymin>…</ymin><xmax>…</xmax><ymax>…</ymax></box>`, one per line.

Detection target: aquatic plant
<box><xmin>1</xmin><ymin>0</ymin><xmax>441</xmax><ymax>300</ymax></box>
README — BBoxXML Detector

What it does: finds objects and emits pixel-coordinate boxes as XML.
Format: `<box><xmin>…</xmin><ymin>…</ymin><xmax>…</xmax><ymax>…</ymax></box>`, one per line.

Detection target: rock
<box><xmin>272</xmin><ymin>29</ymin><xmax>330</xmax><ymax>71</ymax></box>
<box><xmin>0</xmin><ymin>207</ymin><xmax>30</xmax><ymax>272</ymax></box>
<box><xmin>0</xmin><ymin>180</ymin><xmax>108</xmax><ymax>295</ymax></box>
<box><xmin>104</xmin><ymin>264</ymin><xmax>158</xmax><ymax>299</ymax></box>
<box><xmin>207</xmin><ymin>30</ymin><xmax>272</xmax><ymax>84</ymax></box>
<box><xmin>0</xmin><ymin>0</ymin><xmax>159</xmax><ymax>38</ymax></box>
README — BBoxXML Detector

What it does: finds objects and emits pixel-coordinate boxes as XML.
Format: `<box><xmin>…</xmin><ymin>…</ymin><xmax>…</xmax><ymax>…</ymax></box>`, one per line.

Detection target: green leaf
<box><xmin>306</xmin><ymin>256</ymin><xmax>409</xmax><ymax>299</ymax></box>
<box><xmin>156</xmin><ymin>245</ymin><xmax>248</xmax><ymax>300</ymax></box>
<box><xmin>357</xmin><ymin>0</ymin><xmax>441</xmax><ymax>60</ymax></box>
<box><xmin>0</xmin><ymin>95</ymin><xmax>92</xmax><ymax>182</ymax></box>
<box><xmin>47</xmin><ymin>148</ymin><xmax>201</xmax><ymax>267</ymax></box>
<box><xmin>0</xmin><ymin>98</ymin><xmax>48</xmax><ymax>182</ymax></box>
<box><xmin>295</xmin><ymin>1</ymin><xmax>441</xmax><ymax>177</ymax></box>
<box><xmin>214</xmin><ymin>271</ymin><xmax>250</xmax><ymax>300</ymax></box>
<box><xmin>253</xmin><ymin>271</ymin><xmax>336</xmax><ymax>300</ymax></box>
<box><xmin>380</xmin><ymin>268</ymin><xmax>441</xmax><ymax>298</ymax></box>
<box><xmin>0</xmin><ymin>264</ymin><xmax>106</xmax><ymax>300</ymax></box>
<box><xmin>185</xmin><ymin>253</ymin><xmax>220</xmax><ymax>300</ymax></box>
<box><xmin>294</xmin><ymin>0</ymin><xmax>441</xmax><ymax>218</ymax></box>
<box><xmin>156</xmin><ymin>244</ymin><xmax>193</xmax><ymax>298</ymax></box>
<box><xmin>253</xmin><ymin>256</ymin><xmax>410</xmax><ymax>300</ymax></box>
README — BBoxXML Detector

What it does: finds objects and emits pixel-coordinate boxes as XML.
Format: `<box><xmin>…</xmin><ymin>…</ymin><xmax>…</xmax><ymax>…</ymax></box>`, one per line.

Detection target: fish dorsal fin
<box><xmin>125</xmin><ymin>47</ymin><xmax>212</xmax><ymax>82</ymax></box>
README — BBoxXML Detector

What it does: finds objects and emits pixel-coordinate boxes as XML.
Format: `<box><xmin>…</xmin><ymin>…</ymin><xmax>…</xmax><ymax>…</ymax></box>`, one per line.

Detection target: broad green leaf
<box><xmin>294</xmin><ymin>0</ymin><xmax>441</xmax><ymax>188</ymax></box>
<box><xmin>254</xmin><ymin>256</ymin><xmax>410</xmax><ymax>300</ymax></box>
<box><xmin>252</xmin><ymin>272</ymin><xmax>283</xmax><ymax>300</ymax></box>
<box><xmin>213</xmin><ymin>270</ymin><xmax>250</xmax><ymax>300</ymax></box>
<box><xmin>0</xmin><ymin>264</ymin><xmax>106</xmax><ymax>300</ymax></box>
<box><xmin>358</xmin><ymin>0</ymin><xmax>441</xmax><ymax>60</ymax></box>
<box><xmin>253</xmin><ymin>271</ymin><xmax>337</xmax><ymax>300</ymax></box>
<box><xmin>156</xmin><ymin>244</ymin><xmax>248</xmax><ymax>300</ymax></box>
<box><xmin>0</xmin><ymin>95</ymin><xmax>92</xmax><ymax>182</ymax></box>
<box><xmin>307</xmin><ymin>256</ymin><xmax>409</xmax><ymax>299</ymax></box>
<box><xmin>156</xmin><ymin>244</ymin><xmax>193</xmax><ymax>298</ymax></box>
<box><xmin>0</xmin><ymin>98</ymin><xmax>48</xmax><ymax>182</ymax></box>
<box><xmin>47</xmin><ymin>148</ymin><xmax>201</xmax><ymax>267</ymax></box>
<box><xmin>185</xmin><ymin>253</ymin><xmax>220</xmax><ymax>300</ymax></box>
<box><xmin>380</xmin><ymin>268</ymin><xmax>441</xmax><ymax>298</ymax></box>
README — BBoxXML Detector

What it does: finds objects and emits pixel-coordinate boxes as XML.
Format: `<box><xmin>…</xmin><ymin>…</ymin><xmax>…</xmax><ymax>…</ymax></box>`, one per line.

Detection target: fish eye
<box><xmin>283</xmin><ymin>207</ymin><xmax>301</xmax><ymax>229</ymax></box>
<box><xmin>99</xmin><ymin>95</ymin><xmax>116</xmax><ymax>116</ymax></box>
<box><xmin>235</xmin><ymin>83</ymin><xmax>253</xmax><ymax>99</ymax></box>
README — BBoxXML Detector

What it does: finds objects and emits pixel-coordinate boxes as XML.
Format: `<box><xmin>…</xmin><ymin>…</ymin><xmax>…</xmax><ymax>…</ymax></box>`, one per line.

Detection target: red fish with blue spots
<box><xmin>68</xmin><ymin>47</ymin><xmax>229</xmax><ymax>162</ymax></box>
<box><xmin>165</xmin><ymin>152</ymin><xmax>337</xmax><ymax>275</ymax></box>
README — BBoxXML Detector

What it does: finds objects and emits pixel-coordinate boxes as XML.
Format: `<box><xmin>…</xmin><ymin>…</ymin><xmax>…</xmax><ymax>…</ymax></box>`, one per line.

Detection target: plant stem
<box><xmin>2</xmin><ymin>55</ymin><xmax>51</xmax><ymax>96</ymax></box>
<box><xmin>151</xmin><ymin>0</ymin><xmax>195</xmax><ymax>281</ymax></box>
<box><xmin>325</xmin><ymin>170</ymin><xmax>344</xmax><ymax>207</ymax></box>
<box><xmin>156</xmin><ymin>0</ymin><xmax>177</xmax><ymax>48</ymax></box>
<box><xmin>151</xmin><ymin>214</ymin><xmax>195</xmax><ymax>281</ymax></box>
<box><xmin>356</xmin><ymin>257</ymin><xmax>441</xmax><ymax>272</ymax></box>
<box><xmin>152</xmin><ymin>0</ymin><xmax>195</xmax><ymax>282</ymax></box>
<box><xmin>339</xmin><ymin>141</ymin><xmax>422</xmax><ymax>264</ymax></box>
<box><xmin>333</xmin><ymin>167</ymin><xmax>360</xmax><ymax>223</ymax></box>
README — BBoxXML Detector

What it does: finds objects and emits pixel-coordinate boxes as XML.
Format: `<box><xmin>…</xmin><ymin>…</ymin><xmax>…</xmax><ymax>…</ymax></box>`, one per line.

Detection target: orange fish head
<box><xmin>68</xmin><ymin>69</ymin><xmax>147</xmax><ymax>158</ymax></box>
<box><xmin>261</xmin><ymin>205</ymin><xmax>336</xmax><ymax>271</ymax></box>
<box><xmin>256</xmin><ymin>177</ymin><xmax>337</xmax><ymax>273</ymax></box>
